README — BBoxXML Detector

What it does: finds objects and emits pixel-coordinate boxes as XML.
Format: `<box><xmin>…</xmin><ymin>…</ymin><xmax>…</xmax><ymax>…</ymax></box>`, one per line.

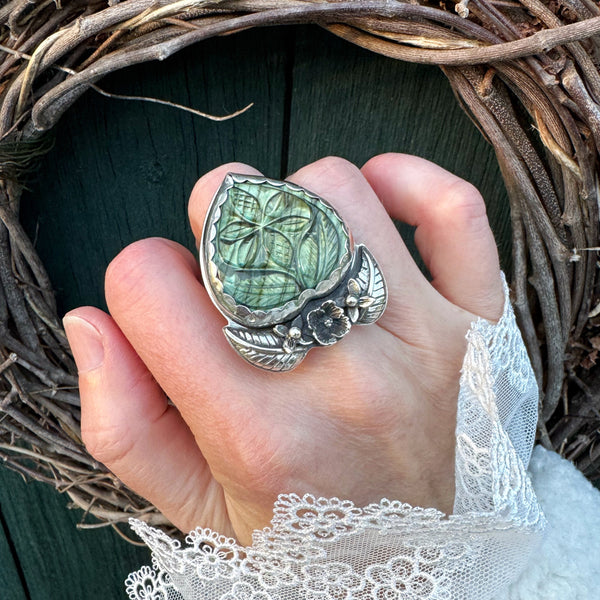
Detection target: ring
<box><xmin>200</xmin><ymin>174</ymin><xmax>388</xmax><ymax>372</ymax></box>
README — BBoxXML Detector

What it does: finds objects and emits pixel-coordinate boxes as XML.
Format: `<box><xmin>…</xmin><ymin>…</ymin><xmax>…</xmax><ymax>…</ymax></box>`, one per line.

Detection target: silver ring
<box><xmin>200</xmin><ymin>174</ymin><xmax>387</xmax><ymax>372</ymax></box>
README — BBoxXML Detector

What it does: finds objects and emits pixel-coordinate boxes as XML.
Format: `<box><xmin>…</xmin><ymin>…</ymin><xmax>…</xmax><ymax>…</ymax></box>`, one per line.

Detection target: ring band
<box><xmin>200</xmin><ymin>174</ymin><xmax>388</xmax><ymax>372</ymax></box>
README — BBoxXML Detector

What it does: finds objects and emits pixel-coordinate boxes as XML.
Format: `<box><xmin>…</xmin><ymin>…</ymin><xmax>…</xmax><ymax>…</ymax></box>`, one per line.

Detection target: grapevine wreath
<box><xmin>1</xmin><ymin>0</ymin><xmax>600</xmax><ymax>535</ymax></box>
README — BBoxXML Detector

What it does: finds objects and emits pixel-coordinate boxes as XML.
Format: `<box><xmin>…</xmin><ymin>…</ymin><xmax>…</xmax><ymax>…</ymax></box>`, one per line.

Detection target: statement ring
<box><xmin>200</xmin><ymin>174</ymin><xmax>388</xmax><ymax>372</ymax></box>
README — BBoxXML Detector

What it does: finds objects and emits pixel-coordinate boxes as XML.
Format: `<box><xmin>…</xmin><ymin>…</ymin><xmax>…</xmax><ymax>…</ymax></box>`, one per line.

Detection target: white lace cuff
<box><xmin>125</xmin><ymin>276</ymin><xmax>546</xmax><ymax>600</ymax></box>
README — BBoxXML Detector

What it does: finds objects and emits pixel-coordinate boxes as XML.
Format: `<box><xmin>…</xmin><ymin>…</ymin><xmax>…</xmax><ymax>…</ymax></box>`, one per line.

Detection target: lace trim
<box><xmin>126</xmin><ymin>275</ymin><xmax>546</xmax><ymax>600</ymax></box>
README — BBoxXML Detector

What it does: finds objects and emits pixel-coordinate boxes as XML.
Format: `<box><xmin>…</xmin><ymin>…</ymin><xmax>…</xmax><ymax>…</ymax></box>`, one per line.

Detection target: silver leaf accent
<box><xmin>354</xmin><ymin>245</ymin><xmax>387</xmax><ymax>325</ymax></box>
<box><xmin>224</xmin><ymin>325</ymin><xmax>310</xmax><ymax>372</ymax></box>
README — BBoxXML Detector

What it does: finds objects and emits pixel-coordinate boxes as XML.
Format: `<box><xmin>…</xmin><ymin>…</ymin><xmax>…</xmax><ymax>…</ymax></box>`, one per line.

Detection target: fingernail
<box><xmin>63</xmin><ymin>315</ymin><xmax>104</xmax><ymax>373</ymax></box>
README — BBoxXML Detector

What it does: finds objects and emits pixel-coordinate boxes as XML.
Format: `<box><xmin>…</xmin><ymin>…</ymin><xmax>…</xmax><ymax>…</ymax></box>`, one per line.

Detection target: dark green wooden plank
<box><xmin>8</xmin><ymin>27</ymin><xmax>289</xmax><ymax>599</ymax></box>
<box><xmin>287</xmin><ymin>27</ymin><xmax>512</xmax><ymax>274</ymax></box>
<box><xmin>0</xmin><ymin>467</ymin><xmax>148</xmax><ymax>600</ymax></box>
<box><xmin>0</xmin><ymin>502</ymin><xmax>28</xmax><ymax>600</ymax></box>
<box><xmin>21</xmin><ymin>28</ymin><xmax>288</xmax><ymax>315</ymax></box>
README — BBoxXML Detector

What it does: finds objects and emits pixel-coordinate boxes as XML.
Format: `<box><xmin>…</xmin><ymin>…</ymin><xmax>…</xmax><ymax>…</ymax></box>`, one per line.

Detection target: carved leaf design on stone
<box><xmin>297</xmin><ymin>211</ymin><xmax>341</xmax><ymax>289</ymax></box>
<box><xmin>263</xmin><ymin>229</ymin><xmax>294</xmax><ymax>269</ymax></box>
<box><xmin>212</xmin><ymin>179</ymin><xmax>350</xmax><ymax>311</ymax></box>
<box><xmin>228</xmin><ymin>271</ymin><xmax>300</xmax><ymax>311</ymax></box>
<box><xmin>315</xmin><ymin>210</ymin><xmax>344</xmax><ymax>283</ymax></box>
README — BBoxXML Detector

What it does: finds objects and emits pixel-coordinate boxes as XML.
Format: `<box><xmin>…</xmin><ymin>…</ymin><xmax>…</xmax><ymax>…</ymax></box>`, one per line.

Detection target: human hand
<box><xmin>63</xmin><ymin>154</ymin><xmax>504</xmax><ymax>545</ymax></box>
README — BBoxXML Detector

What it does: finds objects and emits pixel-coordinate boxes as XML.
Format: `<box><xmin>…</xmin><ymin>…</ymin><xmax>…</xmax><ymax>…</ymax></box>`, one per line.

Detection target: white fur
<box><xmin>495</xmin><ymin>446</ymin><xmax>600</xmax><ymax>599</ymax></box>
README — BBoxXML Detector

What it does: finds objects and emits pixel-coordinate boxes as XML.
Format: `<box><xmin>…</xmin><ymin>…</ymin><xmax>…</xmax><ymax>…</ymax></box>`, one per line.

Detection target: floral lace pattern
<box><xmin>126</xmin><ymin>275</ymin><xmax>546</xmax><ymax>600</ymax></box>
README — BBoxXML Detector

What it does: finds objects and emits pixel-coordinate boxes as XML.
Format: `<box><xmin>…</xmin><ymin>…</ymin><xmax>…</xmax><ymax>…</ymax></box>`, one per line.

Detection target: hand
<box><xmin>64</xmin><ymin>154</ymin><xmax>504</xmax><ymax>545</ymax></box>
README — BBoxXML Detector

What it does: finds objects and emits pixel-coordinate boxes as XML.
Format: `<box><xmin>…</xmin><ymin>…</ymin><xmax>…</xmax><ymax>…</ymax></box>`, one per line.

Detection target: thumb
<box><xmin>64</xmin><ymin>306</ymin><xmax>232</xmax><ymax>535</ymax></box>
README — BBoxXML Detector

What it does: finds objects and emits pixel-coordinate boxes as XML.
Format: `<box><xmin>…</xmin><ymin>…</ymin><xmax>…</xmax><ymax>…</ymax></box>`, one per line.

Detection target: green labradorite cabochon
<box><xmin>202</xmin><ymin>174</ymin><xmax>352</xmax><ymax>326</ymax></box>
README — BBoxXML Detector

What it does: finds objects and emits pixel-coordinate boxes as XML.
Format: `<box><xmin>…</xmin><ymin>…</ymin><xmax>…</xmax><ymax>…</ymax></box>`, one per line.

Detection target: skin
<box><xmin>63</xmin><ymin>154</ymin><xmax>504</xmax><ymax>545</ymax></box>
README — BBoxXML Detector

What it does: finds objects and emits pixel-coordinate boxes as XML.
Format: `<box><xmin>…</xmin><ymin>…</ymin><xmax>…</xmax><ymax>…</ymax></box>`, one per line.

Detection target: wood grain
<box><xmin>0</xmin><ymin>468</ymin><xmax>149</xmax><ymax>600</ymax></box>
<box><xmin>0</xmin><ymin>500</ymin><xmax>27</xmax><ymax>600</ymax></box>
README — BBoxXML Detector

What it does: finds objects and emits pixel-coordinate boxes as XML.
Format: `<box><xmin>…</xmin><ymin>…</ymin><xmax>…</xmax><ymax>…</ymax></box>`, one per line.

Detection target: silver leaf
<box><xmin>224</xmin><ymin>325</ymin><xmax>310</xmax><ymax>372</ymax></box>
<box><xmin>354</xmin><ymin>245</ymin><xmax>387</xmax><ymax>325</ymax></box>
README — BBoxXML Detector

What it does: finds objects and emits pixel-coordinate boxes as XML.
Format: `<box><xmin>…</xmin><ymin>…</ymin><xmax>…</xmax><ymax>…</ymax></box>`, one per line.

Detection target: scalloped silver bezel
<box><xmin>200</xmin><ymin>173</ymin><xmax>353</xmax><ymax>328</ymax></box>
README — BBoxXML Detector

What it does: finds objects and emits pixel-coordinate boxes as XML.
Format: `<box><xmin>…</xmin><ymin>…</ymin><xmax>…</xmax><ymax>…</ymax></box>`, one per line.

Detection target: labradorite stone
<box><xmin>211</xmin><ymin>177</ymin><xmax>350</xmax><ymax>311</ymax></box>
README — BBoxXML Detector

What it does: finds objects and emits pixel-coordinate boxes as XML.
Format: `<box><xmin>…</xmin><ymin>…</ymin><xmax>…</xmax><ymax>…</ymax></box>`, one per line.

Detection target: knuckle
<box><xmin>362</xmin><ymin>152</ymin><xmax>398</xmax><ymax>173</ymax></box>
<box><xmin>82</xmin><ymin>421</ymin><xmax>134</xmax><ymax>468</ymax></box>
<box><xmin>218</xmin><ymin>416</ymin><xmax>289</xmax><ymax>495</ymax></box>
<box><xmin>353</xmin><ymin>386</ymin><xmax>402</xmax><ymax>435</ymax></box>
<box><xmin>237</xmin><ymin>435</ymin><xmax>283</xmax><ymax>489</ymax></box>
<box><xmin>438</xmin><ymin>179</ymin><xmax>488</xmax><ymax>227</ymax></box>
<box><xmin>105</xmin><ymin>239</ymin><xmax>155</xmax><ymax>291</ymax></box>
<box><xmin>312</xmin><ymin>156</ymin><xmax>361</xmax><ymax>184</ymax></box>
<box><xmin>104</xmin><ymin>238</ymin><xmax>169</xmax><ymax>310</ymax></box>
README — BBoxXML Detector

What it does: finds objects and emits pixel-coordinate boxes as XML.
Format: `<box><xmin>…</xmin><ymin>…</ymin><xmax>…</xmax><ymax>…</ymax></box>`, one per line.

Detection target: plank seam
<box><xmin>279</xmin><ymin>27</ymin><xmax>296</xmax><ymax>178</ymax></box>
<box><xmin>0</xmin><ymin>501</ymin><xmax>32</xmax><ymax>600</ymax></box>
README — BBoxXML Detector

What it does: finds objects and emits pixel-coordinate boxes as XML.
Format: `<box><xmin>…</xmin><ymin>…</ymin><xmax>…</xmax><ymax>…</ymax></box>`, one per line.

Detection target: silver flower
<box><xmin>307</xmin><ymin>301</ymin><xmax>351</xmax><ymax>346</ymax></box>
<box><xmin>273</xmin><ymin>324</ymin><xmax>304</xmax><ymax>353</ymax></box>
<box><xmin>345</xmin><ymin>278</ymin><xmax>375</xmax><ymax>323</ymax></box>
